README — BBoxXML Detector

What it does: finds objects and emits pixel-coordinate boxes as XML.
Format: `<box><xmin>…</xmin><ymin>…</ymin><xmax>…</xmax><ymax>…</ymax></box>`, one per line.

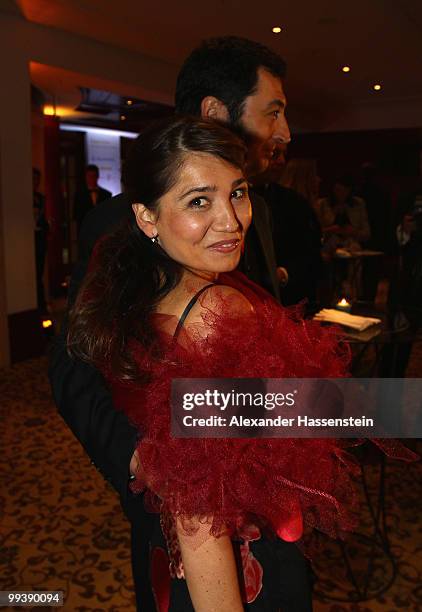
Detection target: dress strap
<box><xmin>173</xmin><ymin>284</ymin><xmax>215</xmax><ymax>341</ymax></box>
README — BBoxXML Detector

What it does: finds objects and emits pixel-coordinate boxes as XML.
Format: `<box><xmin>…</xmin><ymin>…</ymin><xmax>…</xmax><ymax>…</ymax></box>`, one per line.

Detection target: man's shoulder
<box><xmin>83</xmin><ymin>192</ymin><xmax>131</xmax><ymax>229</ymax></box>
<box><xmin>266</xmin><ymin>184</ymin><xmax>310</xmax><ymax>216</ymax></box>
<box><xmin>79</xmin><ymin>193</ymin><xmax>132</xmax><ymax>253</ymax></box>
<box><xmin>256</xmin><ymin>184</ymin><xmax>308</xmax><ymax>205</ymax></box>
<box><xmin>99</xmin><ymin>186</ymin><xmax>113</xmax><ymax>198</ymax></box>
<box><xmin>249</xmin><ymin>188</ymin><xmax>271</xmax><ymax>219</ymax></box>
<box><xmin>249</xmin><ymin>188</ymin><xmax>267</xmax><ymax>206</ymax></box>
<box><xmin>74</xmin><ymin>187</ymin><xmax>89</xmax><ymax>198</ymax></box>
<box><xmin>275</xmin><ymin>184</ymin><xmax>308</xmax><ymax>205</ymax></box>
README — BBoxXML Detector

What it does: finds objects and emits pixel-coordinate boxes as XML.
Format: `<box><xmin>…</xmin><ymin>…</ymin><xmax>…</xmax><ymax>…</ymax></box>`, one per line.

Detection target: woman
<box><xmin>316</xmin><ymin>175</ymin><xmax>370</xmax><ymax>255</ymax></box>
<box><xmin>316</xmin><ymin>175</ymin><xmax>371</xmax><ymax>299</ymax></box>
<box><xmin>67</xmin><ymin>118</ymin><xmax>414</xmax><ymax>611</ymax></box>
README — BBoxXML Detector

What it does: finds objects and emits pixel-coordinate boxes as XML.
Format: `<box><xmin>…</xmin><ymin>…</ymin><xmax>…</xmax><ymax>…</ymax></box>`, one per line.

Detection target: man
<box><xmin>74</xmin><ymin>164</ymin><xmax>112</xmax><ymax>234</ymax></box>
<box><xmin>381</xmin><ymin>179</ymin><xmax>422</xmax><ymax>378</ymax></box>
<box><xmin>33</xmin><ymin>167</ymin><xmax>49</xmax><ymax>313</ymax></box>
<box><xmin>254</xmin><ymin>149</ymin><xmax>323</xmax><ymax>314</ymax></box>
<box><xmin>357</xmin><ymin>164</ymin><xmax>392</xmax><ymax>301</ymax></box>
<box><xmin>50</xmin><ymin>37</ymin><xmax>312</xmax><ymax>611</ymax></box>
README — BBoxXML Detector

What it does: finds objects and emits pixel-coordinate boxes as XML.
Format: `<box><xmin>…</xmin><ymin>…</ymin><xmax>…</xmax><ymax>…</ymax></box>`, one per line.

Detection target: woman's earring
<box><xmin>151</xmin><ymin>234</ymin><xmax>159</xmax><ymax>244</ymax></box>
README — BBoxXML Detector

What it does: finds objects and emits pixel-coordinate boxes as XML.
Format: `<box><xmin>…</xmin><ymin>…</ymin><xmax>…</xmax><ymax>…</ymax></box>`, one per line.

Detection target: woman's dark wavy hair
<box><xmin>67</xmin><ymin>116</ymin><xmax>247</xmax><ymax>381</ymax></box>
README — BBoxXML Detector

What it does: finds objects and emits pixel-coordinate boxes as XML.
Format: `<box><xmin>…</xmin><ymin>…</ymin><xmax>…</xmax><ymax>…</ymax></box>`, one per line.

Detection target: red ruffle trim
<box><xmin>110</xmin><ymin>272</ymin><xmax>418</xmax><ymax>542</ymax></box>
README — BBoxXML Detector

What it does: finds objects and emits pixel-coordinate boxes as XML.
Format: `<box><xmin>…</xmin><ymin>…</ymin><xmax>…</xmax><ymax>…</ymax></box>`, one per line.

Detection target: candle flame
<box><xmin>338</xmin><ymin>298</ymin><xmax>350</xmax><ymax>306</ymax></box>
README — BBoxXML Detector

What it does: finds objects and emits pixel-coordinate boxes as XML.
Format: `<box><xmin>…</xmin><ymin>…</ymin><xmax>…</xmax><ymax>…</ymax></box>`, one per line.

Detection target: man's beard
<box><xmin>229</xmin><ymin>119</ymin><xmax>270</xmax><ymax>182</ymax></box>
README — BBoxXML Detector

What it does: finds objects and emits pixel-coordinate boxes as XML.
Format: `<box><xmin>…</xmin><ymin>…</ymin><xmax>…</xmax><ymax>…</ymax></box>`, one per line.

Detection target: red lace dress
<box><xmin>109</xmin><ymin>271</ymin><xmax>417</xmax><ymax>609</ymax></box>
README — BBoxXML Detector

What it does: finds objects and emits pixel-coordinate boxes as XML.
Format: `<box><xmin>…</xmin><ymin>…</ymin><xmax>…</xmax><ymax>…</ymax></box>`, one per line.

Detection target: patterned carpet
<box><xmin>0</xmin><ymin>356</ymin><xmax>421</xmax><ymax>612</ymax></box>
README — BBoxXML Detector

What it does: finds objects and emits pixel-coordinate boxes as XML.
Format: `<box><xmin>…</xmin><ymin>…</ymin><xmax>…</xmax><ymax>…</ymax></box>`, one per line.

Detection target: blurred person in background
<box><xmin>381</xmin><ymin>175</ymin><xmax>422</xmax><ymax>376</ymax></box>
<box><xmin>33</xmin><ymin>167</ymin><xmax>49</xmax><ymax>313</ymax></box>
<box><xmin>74</xmin><ymin>164</ymin><xmax>112</xmax><ymax>235</ymax></box>
<box><xmin>255</xmin><ymin>155</ymin><xmax>322</xmax><ymax>313</ymax></box>
<box><xmin>316</xmin><ymin>175</ymin><xmax>370</xmax><ymax>299</ymax></box>
<box><xmin>357</xmin><ymin>163</ymin><xmax>392</xmax><ymax>253</ymax></box>
<box><xmin>316</xmin><ymin>175</ymin><xmax>370</xmax><ymax>256</ymax></box>
<box><xmin>357</xmin><ymin>163</ymin><xmax>393</xmax><ymax>301</ymax></box>
<box><xmin>281</xmin><ymin>158</ymin><xmax>321</xmax><ymax>211</ymax></box>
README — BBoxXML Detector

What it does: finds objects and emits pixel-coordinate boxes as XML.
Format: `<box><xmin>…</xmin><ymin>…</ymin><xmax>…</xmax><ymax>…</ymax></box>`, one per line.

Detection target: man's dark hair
<box><xmin>175</xmin><ymin>36</ymin><xmax>286</xmax><ymax>125</ymax></box>
<box><xmin>86</xmin><ymin>164</ymin><xmax>99</xmax><ymax>176</ymax></box>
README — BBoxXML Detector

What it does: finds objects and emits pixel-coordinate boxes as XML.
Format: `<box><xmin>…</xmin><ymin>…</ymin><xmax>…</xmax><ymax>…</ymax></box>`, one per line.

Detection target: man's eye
<box><xmin>232</xmin><ymin>188</ymin><xmax>247</xmax><ymax>200</ymax></box>
<box><xmin>272</xmin><ymin>110</ymin><xmax>280</xmax><ymax>119</ymax></box>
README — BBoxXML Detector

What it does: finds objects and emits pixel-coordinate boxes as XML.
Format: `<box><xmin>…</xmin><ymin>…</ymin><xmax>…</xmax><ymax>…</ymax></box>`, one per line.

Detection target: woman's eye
<box><xmin>232</xmin><ymin>188</ymin><xmax>247</xmax><ymax>200</ymax></box>
<box><xmin>189</xmin><ymin>197</ymin><xmax>207</xmax><ymax>208</ymax></box>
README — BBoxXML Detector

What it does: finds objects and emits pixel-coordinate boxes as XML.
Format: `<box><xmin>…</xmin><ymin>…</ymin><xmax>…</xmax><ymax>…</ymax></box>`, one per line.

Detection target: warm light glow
<box><xmin>42</xmin><ymin>319</ymin><xmax>53</xmax><ymax>329</ymax></box>
<box><xmin>373</xmin><ymin>84</ymin><xmax>382</xmax><ymax>91</ymax></box>
<box><xmin>272</xmin><ymin>26</ymin><xmax>282</xmax><ymax>33</ymax></box>
<box><xmin>43</xmin><ymin>105</ymin><xmax>56</xmax><ymax>116</ymax></box>
<box><xmin>342</xmin><ymin>66</ymin><xmax>351</xmax><ymax>73</ymax></box>
<box><xmin>337</xmin><ymin>298</ymin><xmax>350</xmax><ymax>306</ymax></box>
<box><xmin>120</xmin><ymin>114</ymin><xmax>126</xmax><ymax>120</ymax></box>
<box><xmin>126</xmin><ymin>99</ymin><xmax>133</xmax><ymax>105</ymax></box>
<box><xmin>43</xmin><ymin>105</ymin><xmax>75</xmax><ymax>118</ymax></box>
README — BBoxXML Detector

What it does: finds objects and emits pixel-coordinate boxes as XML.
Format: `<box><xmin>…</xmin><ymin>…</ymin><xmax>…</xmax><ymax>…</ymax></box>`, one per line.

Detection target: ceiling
<box><xmin>8</xmin><ymin>0</ymin><xmax>422</xmax><ymax>131</ymax></box>
<box><xmin>30</xmin><ymin>62</ymin><xmax>173</xmax><ymax>130</ymax></box>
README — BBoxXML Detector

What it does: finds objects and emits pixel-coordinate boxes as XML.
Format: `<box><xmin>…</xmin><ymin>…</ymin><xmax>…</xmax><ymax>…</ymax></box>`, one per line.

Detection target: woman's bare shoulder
<box><xmin>199</xmin><ymin>284</ymin><xmax>254</xmax><ymax>313</ymax></box>
<box><xmin>182</xmin><ymin>284</ymin><xmax>255</xmax><ymax>339</ymax></box>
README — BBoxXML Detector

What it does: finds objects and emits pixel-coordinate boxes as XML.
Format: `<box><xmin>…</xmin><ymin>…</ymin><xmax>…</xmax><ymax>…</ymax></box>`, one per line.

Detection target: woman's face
<box><xmin>134</xmin><ymin>153</ymin><xmax>251</xmax><ymax>278</ymax></box>
<box><xmin>333</xmin><ymin>182</ymin><xmax>351</xmax><ymax>203</ymax></box>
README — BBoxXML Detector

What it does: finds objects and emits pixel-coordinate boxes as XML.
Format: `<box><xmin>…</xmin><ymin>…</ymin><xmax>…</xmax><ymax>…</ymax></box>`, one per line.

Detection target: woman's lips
<box><xmin>208</xmin><ymin>238</ymin><xmax>241</xmax><ymax>253</ymax></box>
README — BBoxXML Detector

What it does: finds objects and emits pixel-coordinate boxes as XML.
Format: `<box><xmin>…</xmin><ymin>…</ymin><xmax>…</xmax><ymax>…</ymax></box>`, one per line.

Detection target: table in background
<box><xmin>315</xmin><ymin>305</ymin><xmax>420</xmax><ymax>602</ymax></box>
<box><xmin>326</xmin><ymin>249</ymin><xmax>384</xmax><ymax>302</ymax></box>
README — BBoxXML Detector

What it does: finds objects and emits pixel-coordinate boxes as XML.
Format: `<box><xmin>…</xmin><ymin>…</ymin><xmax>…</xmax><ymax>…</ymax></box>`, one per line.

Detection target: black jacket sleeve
<box><xmin>49</xmin><ymin>194</ymin><xmax>138</xmax><ymax>500</ymax></box>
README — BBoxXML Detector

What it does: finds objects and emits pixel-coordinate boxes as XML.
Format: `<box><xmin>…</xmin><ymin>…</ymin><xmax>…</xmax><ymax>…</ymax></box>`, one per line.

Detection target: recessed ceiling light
<box><xmin>126</xmin><ymin>100</ymin><xmax>133</xmax><ymax>106</ymax></box>
<box><xmin>272</xmin><ymin>26</ymin><xmax>282</xmax><ymax>33</ymax></box>
<box><xmin>373</xmin><ymin>84</ymin><xmax>382</xmax><ymax>91</ymax></box>
<box><xmin>342</xmin><ymin>66</ymin><xmax>351</xmax><ymax>73</ymax></box>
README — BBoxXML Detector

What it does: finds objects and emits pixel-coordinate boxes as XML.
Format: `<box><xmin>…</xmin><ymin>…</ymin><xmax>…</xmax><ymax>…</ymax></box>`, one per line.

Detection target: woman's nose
<box><xmin>214</xmin><ymin>200</ymin><xmax>241</xmax><ymax>232</ymax></box>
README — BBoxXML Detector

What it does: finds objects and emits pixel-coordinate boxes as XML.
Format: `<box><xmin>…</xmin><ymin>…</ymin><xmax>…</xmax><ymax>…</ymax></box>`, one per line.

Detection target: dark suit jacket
<box><xmin>49</xmin><ymin>189</ymin><xmax>279</xmax><ymax>502</ymax></box>
<box><xmin>74</xmin><ymin>186</ymin><xmax>112</xmax><ymax>234</ymax></box>
<box><xmin>243</xmin><ymin>191</ymin><xmax>280</xmax><ymax>301</ymax></box>
<box><xmin>256</xmin><ymin>184</ymin><xmax>322</xmax><ymax>311</ymax></box>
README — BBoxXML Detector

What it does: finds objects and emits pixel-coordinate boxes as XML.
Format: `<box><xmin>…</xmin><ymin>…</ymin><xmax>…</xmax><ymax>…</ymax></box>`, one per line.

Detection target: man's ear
<box><xmin>200</xmin><ymin>96</ymin><xmax>230</xmax><ymax>122</ymax></box>
<box><xmin>132</xmin><ymin>203</ymin><xmax>158</xmax><ymax>239</ymax></box>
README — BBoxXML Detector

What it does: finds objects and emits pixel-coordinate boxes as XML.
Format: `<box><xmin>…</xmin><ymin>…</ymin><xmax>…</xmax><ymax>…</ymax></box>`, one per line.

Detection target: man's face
<box><xmin>252</xmin><ymin>143</ymin><xmax>288</xmax><ymax>186</ymax></box>
<box><xmin>333</xmin><ymin>182</ymin><xmax>351</xmax><ymax>203</ymax></box>
<box><xmin>237</xmin><ymin>67</ymin><xmax>290</xmax><ymax>179</ymax></box>
<box><xmin>86</xmin><ymin>170</ymin><xmax>98</xmax><ymax>190</ymax></box>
